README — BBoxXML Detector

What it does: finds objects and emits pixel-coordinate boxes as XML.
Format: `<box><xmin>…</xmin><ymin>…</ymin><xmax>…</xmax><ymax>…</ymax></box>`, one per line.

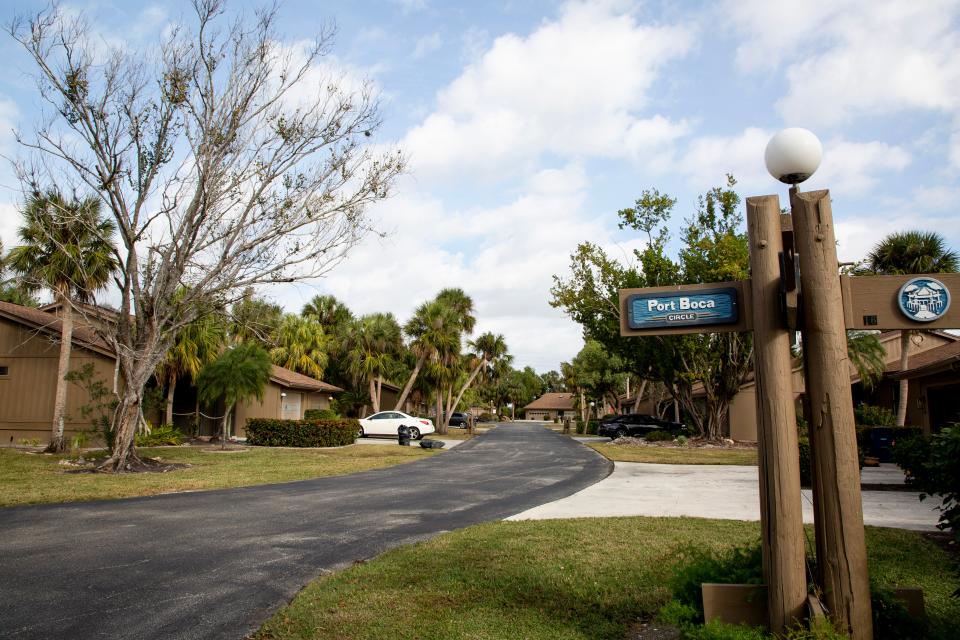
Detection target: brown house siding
<box><xmin>0</xmin><ymin>318</ymin><xmax>117</xmax><ymax>445</ymax></box>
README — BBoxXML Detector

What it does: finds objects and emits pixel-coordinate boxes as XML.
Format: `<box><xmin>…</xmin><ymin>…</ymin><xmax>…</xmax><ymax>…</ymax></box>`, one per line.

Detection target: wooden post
<box><xmin>790</xmin><ymin>190</ymin><xmax>872</xmax><ymax>638</ymax></box>
<box><xmin>746</xmin><ymin>195</ymin><xmax>808</xmax><ymax>632</ymax></box>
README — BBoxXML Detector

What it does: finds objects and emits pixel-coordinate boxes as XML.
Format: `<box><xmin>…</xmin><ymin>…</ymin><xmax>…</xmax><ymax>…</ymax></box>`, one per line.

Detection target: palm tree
<box><xmin>301</xmin><ymin>294</ymin><xmax>354</xmax><ymax>330</ymax></box>
<box><xmin>270</xmin><ymin>314</ymin><xmax>328</xmax><ymax>379</ymax></box>
<box><xmin>435</xmin><ymin>287</ymin><xmax>476</xmax><ymax>334</ymax></box>
<box><xmin>394</xmin><ymin>300</ymin><xmax>461</xmax><ymax>411</ymax></box>
<box><xmin>861</xmin><ymin>231</ymin><xmax>959</xmax><ymax>425</ymax></box>
<box><xmin>345</xmin><ymin>313</ymin><xmax>403</xmax><ymax>413</ymax></box>
<box><xmin>156</xmin><ymin>303</ymin><xmax>227</xmax><ymax>427</ymax></box>
<box><xmin>7</xmin><ymin>190</ymin><xmax>118</xmax><ymax>452</ymax></box>
<box><xmin>197</xmin><ymin>342</ymin><xmax>272</xmax><ymax>449</ymax></box>
<box><xmin>448</xmin><ymin>332</ymin><xmax>508</xmax><ymax>425</ymax></box>
<box><xmin>0</xmin><ymin>240</ymin><xmax>38</xmax><ymax>306</ymax></box>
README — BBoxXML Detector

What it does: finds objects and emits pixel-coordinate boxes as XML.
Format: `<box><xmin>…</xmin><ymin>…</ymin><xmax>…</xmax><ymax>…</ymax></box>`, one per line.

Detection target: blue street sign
<box><xmin>626</xmin><ymin>287</ymin><xmax>740</xmax><ymax>330</ymax></box>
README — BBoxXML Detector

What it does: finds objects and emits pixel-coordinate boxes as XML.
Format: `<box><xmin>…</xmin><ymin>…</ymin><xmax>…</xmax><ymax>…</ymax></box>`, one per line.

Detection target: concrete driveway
<box><xmin>0</xmin><ymin>423</ymin><xmax>610</xmax><ymax>640</ymax></box>
<box><xmin>509</xmin><ymin>461</ymin><xmax>940</xmax><ymax>531</ymax></box>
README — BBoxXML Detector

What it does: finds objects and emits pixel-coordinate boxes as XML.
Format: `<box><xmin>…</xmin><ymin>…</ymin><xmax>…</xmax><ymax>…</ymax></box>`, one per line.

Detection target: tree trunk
<box><xmin>369</xmin><ymin>377</ymin><xmax>379</xmax><ymax>413</ymax></box>
<box><xmin>579</xmin><ymin>389</ymin><xmax>587</xmax><ymax>424</ymax></box>
<box><xmin>165</xmin><ymin>371</ymin><xmax>176</xmax><ymax>427</ymax></box>
<box><xmin>450</xmin><ymin>360</ymin><xmax>485</xmax><ymax>422</ymax></box>
<box><xmin>435</xmin><ymin>393</ymin><xmax>445</xmax><ymax>435</ymax></box>
<box><xmin>375</xmin><ymin>375</ymin><xmax>383</xmax><ymax>412</ymax></box>
<box><xmin>45</xmin><ymin>292</ymin><xmax>73</xmax><ymax>453</ymax></box>
<box><xmin>896</xmin><ymin>331</ymin><xmax>910</xmax><ymax>427</ymax></box>
<box><xmin>394</xmin><ymin>355</ymin><xmax>425</xmax><ymax>410</ymax></box>
<box><xmin>221</xmin><ymin>403</ymin><xmax>234</xmax><ymax>450</ymax></box>
<box><xmin>633</xmin><ymin>379</ymin><xmax>648</xmax><ymax>413</ymax></box>
<box><xmin>101</xmin><ymin>395</ymin><xmax>142</xmax><ymax>471</ymax></box>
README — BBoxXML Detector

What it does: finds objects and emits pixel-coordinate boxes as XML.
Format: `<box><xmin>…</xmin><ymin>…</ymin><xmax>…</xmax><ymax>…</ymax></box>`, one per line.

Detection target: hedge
<box><xmin>246</xmin><ymin>418</ymin><xmax>359</xmax><ymax>447</ymax></box>
<box><xmin>303</xmin><ymin>408</ymin><xmax>339</xmax><ymax>420</ymax></box>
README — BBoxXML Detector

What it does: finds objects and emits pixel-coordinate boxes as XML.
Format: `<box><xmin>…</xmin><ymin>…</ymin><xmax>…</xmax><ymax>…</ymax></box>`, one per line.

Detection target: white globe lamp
<box><xmin>764</xmin><ymin>128</ymin><xmax>822</xmax><ymax>185</ymax></box>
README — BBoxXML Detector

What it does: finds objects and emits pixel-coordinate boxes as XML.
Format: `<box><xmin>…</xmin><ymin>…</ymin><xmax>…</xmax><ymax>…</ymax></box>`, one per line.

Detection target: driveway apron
<box><xmin>0</xmin><ymin>423</ymin><xmax>611</xmax><ymax>640</ymax></box>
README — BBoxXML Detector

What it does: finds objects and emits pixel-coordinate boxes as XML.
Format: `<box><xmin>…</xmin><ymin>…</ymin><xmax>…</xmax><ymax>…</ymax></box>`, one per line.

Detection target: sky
<box><xmin>1</xmin><ymin>0</ymin><xmax>959</xmax><ymax>374</ymax></box>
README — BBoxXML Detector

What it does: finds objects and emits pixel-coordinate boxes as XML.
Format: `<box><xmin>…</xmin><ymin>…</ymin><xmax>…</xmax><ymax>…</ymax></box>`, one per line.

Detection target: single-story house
<box><xmin>522</xmin><ymin>392</ymin><xmax>578</xmax><ymax>421</ymax></box>
<box><xmin>724</xmin><ymin>330</ymin><xmax>959</xmax><ymax>440</ymax></box>
<box><xmin>229</xmin><ymin>365</ymin><xmax>343</xmax><ymax>437</ymax></box>
<box><xmin>0</xmin><ymin>300</ymin><xmax>119</xmax><ymax>445</ymax></box>
<box><xmin>0</xmin><ymin>300</ymin><xmax>345</xmax><ymax>445</ymax></box>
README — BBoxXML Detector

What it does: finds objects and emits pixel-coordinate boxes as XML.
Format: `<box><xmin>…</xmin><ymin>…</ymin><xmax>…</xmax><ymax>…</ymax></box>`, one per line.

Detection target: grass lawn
<box><xmin>0</xmin><ymin>445</ymin><xmax>437</xmax><ymax>507</ymax></box>
<box><xmin>253</xmin><ymin>518</ymin><xmax>959</xmax><ymax>640</ymax></box>
<box><xmin>588</xmin><ymin>442</ymin><xmax>758</xmax><ymax>466</ymax></box>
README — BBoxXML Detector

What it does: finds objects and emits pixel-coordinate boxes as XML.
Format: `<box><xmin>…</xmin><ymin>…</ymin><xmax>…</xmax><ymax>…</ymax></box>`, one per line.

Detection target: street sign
<box><xmin>619</xmin><ymin>281</ymin><xmax>751</xmax><ymax>336</ymax></box>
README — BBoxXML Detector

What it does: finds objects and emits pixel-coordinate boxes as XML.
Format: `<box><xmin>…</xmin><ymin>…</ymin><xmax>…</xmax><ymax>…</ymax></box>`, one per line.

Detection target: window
<box><xmin>0</xmin><ymin>365</ymin><xmax>8</xmax><ymax>377</ymax></box>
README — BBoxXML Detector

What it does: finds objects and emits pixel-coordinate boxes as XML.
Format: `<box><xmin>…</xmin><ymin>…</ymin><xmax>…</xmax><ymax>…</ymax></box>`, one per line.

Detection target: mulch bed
<box><xmin>60</xmin><ymin>456</ymin><xmax>191</xmax><ymax>474</ymax></box>
<box><xmin>624</xmin><ymin>621</ymin><xmax>680</xmax><ymax>640</ymax></box>
<box><xmin>608</xmin><ymin>436</ymin><xmax>758</xmax><ymax>450</ymax></box>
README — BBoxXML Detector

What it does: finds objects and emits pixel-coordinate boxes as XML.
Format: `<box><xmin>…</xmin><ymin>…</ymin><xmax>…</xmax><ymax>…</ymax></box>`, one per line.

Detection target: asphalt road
<box><xmin>0</xmin><ymin>423</ymin><xmax>611</xmax><ymax>640</ymax></box>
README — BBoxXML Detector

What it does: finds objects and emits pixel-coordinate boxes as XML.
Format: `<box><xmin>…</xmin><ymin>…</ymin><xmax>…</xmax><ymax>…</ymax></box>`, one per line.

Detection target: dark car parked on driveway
<box><xmin>597</xmin><ymin>413</ymin><xmax>686</xmax><ymax>439</ymax></box>
<box><xmin>449</xmin><ymin>412</ymin><xmax>473</xmax><ymax>428</ymax></box>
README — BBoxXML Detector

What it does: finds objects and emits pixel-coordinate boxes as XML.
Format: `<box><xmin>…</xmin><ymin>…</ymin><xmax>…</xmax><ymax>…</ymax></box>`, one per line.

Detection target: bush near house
<box><xmin>575</xmin><ymin>420</ymin><xmax>599</xmax><ymax>435</ymax></box>
<box><xmin>246</xmin><ymin>418</ymin><xmax>359</xmax><ymax>448</ymax></box>
<box><xmin>135</xmin><ymin>425</ymin><xmax>186</xmax><ymax>447</ymax></box>
<box><xmin>893</xmin><ymin>427</ymin><xmax>960</xmax><ymax>544</ymax></box>
<box><xmin>645</xmin><ymin>430</ymin><xmax>674</xmax><ymax>442</ymax></box>
<box><xmin>303</xmin><ymin>408</ymin><xmax>340</xmax><ymax>420</ymax></box>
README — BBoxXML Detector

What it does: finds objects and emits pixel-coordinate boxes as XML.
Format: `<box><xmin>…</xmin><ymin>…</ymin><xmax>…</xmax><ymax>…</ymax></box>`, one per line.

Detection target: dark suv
<box><xmin>448</xmin><ymin>412</ymin><xmax>472</xmax><ymax>428</ymax></box>
<box><xmin>598</xmin><ymin>413</ymin><xmax>685</xmax><ymax>439</ymax></box>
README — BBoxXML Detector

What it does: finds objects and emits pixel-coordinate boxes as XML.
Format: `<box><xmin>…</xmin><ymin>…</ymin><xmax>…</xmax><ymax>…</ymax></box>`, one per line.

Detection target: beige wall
<box><xmin>727</xmin><ymin>332</ymin><xmax>957</xmax><ymax>440</ymax></box>
<box><xmin>232</xmin><ymin>382</ymin><xmax>333</xmax><ymax>437</ymax></box>
<box><xmin>0</xmin><ymin>319</ymin><xmax>117</xmax><ymax>446</ymax></box>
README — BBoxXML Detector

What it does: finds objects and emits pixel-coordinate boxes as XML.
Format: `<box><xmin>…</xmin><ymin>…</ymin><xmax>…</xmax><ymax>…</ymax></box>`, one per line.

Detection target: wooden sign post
<box><xmin>620</xmin><ymin>190</ymin><xmax>960</xmax><ymax>637</ymax></box>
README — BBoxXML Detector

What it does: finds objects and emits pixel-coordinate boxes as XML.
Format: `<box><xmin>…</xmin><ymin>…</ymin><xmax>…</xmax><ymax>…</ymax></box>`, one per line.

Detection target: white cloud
<box><xmin>413</xmin><ymin>32</ymin><xmax>443</xmax><ymax>59</ymax></box>
<box><xmin>724</xmin><ymin>0</ymin><xmax>960</xmax><ymax>127</ymax></box>
<box><xmin>403</xmin><ymin>1</ymin><xmax>695</xmax><ymax>183</ymax></box>
<box><xmin>836</xmin><ymin>212</ymin><xmax>960</xmax><ymax>264</ymax></box>
<box><xmin>678</xmin><ymin>128</ymin><xmax>911</xmax><ymax>198</ymax></box>
<box><xmin>271</xmin><ymin>162</ymin><xmax>614</xmax><ymax>371</ymax></box>
<box><xmin>678</xmin><ymin>127</ymin><xmax>772</xmax><ymax>193</ymax></box>
<box><xmin>805</xmin><ymin>139</ymin><xmax>910</xmax><ymax>197</ymax></box>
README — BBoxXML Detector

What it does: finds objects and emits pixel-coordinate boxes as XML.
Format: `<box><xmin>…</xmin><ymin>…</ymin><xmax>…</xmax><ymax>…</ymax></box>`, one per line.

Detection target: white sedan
<box><xmin>358</xmin><ymin>411</ymin><xmax>436</xmax><ymax>440</ymax></box>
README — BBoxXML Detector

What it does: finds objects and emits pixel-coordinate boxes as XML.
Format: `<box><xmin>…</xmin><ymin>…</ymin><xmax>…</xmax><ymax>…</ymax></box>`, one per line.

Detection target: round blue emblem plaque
<box><xmin>898</xmin><ymin>277</ymin><xmax>950</xmax><ymax>322</ymax></box>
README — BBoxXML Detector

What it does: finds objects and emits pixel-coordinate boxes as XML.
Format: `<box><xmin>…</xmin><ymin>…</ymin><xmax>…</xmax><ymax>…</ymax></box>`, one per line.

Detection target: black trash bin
<box><xmin>398</xmin><ymin>424</ymin><xmax>411</xmax><ymax>446</ymax></box>
<box><xmin>868</xmin><ymin>427</ymin><xmax>894</xmax><ymax>462</ymax></box>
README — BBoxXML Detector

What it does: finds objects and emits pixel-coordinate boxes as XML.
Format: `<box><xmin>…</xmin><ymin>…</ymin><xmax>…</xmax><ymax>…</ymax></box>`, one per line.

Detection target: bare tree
<box><xmin>9</xmin><ymin>1</ymin><xmax>404</xmax><ymax>470</ymax></box>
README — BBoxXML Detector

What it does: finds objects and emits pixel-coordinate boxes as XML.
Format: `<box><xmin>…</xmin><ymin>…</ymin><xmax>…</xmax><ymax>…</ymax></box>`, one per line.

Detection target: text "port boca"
<box><xmin>626</xmin><ymin>287</ymin><xmax>740</xmax><ymax>331</ymax></box>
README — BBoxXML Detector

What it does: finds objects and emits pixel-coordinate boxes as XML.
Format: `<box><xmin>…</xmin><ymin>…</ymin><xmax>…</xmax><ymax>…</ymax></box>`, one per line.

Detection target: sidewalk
<box><xmin>508</xmin><ymin>462</ymin><xmax>940</xmax><ymax>531</ymax></box>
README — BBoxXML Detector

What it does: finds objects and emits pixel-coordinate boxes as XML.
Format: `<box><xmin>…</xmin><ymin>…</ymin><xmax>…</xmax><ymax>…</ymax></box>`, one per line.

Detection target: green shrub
<box><xmin>668</xmin><ymin>544</ymin><xmax>765</xmax><ymax>621</ymax></box>
<box><xmin>645</xmin><ymin>430</ymin><xmax>673</xmax><ymax>442</ymax></box>
<box><xmin>135</xmin><ymin>424</ymin><xmax>185</xmax><ymax>447</ymax></box>
<box><xmin>798</xmin><ymin>436</ymin><xmax>812</xmax><ymax>487</ymax></box>
<box><xmin>303</xmin><ymin>408</ymin><xmax>339</xmax><ymax>420</ymax></box>
<box><xmin>895</xmin><ymin>427</ymin><xmax>960</xmax><ymax>546</ymax></box>
<box><xmin>585</xmin><ymin>420</ymin><xmax>598</xmax><ymax>435</ymax></box>
<box><xmin>246</xmin><ymin>418</ymin><xmax>358</xmax><ymax>447</ymax></box>
<box><xmin>893</xmin><ymin>433</ymin><xmax>933</xmax><ymax>487</ymax></box>
<box><xmin>854</xmin><ymin>403</ymin><xmax>896</xmax><ymax>427</ymax></box>
<box><xmin>676</xmin><ymin>435</ymin><xmax>688</xmax><ymax>447</ymax></box>
<box><xmin>478</xmin><ymin>412</ymin><xmax>495</xmax><ymax>423</ymax></box>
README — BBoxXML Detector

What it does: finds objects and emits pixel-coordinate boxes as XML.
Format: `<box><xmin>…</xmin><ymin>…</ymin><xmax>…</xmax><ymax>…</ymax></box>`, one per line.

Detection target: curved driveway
<box><xmin>0</xmin><ymin>423</ymin><xmax>610</xmax><ymax>640</ymax></box>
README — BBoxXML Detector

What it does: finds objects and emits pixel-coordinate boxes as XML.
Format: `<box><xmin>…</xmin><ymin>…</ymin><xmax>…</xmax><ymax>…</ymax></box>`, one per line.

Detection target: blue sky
<box><xmin>2</xmin><ymin>0</ymin><xmax>959</xmax><ymax>373</ymax></box>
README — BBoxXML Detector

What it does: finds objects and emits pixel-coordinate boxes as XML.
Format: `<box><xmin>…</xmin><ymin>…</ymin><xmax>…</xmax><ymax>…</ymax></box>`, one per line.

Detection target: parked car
<box><xmin>448</xmin><ymin>412</ymin><xmax>472</xmax><ymax>428</ymax></box>
<box><xmin>358</xmin><ymin>411</ymin><xmax>435</xmax><ymax>440</ymax></box>
<box><xmin>597</xmin><ymin>413</ymin><xmax>685</xmax><ymax>439</ymax></box>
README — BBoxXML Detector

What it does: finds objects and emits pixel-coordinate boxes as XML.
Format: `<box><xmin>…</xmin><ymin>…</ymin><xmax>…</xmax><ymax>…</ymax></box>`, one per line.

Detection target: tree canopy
<box><xmin>9</xmin><ymin>1</ymin><xmax>404</xmax><ymax>470</ymax></box>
